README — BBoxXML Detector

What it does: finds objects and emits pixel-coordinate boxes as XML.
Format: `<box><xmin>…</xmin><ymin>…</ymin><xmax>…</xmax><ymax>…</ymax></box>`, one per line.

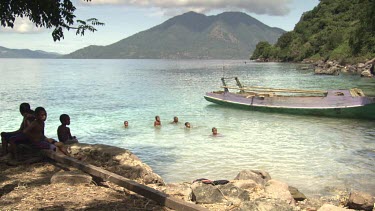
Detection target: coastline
<box><xmin>254</xmin><ymin>57</ymin><xmax>375</xmax><ymax>78</ymax></box>
<box><xmin>1</xmin><ymin>143</ymin><xmax>374</xmax><ymax>210</ymax></box>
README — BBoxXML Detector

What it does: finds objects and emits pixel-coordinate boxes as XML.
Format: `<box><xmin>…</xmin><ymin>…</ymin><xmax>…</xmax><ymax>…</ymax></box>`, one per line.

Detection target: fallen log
<box><xmin>42</xmin><ymin>150</ymin><xmax>207</xmax><ymax>211</ymax></box>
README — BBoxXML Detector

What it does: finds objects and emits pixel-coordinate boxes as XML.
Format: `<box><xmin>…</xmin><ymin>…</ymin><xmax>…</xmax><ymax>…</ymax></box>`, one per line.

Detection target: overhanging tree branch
<box><xmin>0</xmin><ymin>0</ymin><xmax>104</xmax><ymax>41</ymax></box>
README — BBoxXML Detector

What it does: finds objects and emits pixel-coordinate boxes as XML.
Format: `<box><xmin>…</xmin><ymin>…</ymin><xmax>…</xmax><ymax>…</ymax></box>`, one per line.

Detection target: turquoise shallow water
<box><xmin>1</xmin><ymin>59</ymin><xmax>374</xmax><ymax>197</ymax></box>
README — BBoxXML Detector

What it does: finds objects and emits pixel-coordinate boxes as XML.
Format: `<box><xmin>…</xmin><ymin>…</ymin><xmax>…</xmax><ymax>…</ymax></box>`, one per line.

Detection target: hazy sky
<box><xmin>0</xmin><ymin>0</ymin><xmax>319</xmax><ymax>54</ymax></box>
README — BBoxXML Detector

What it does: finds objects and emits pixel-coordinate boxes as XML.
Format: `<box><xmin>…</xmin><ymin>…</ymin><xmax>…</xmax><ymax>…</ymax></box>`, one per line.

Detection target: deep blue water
<box><xmin>1</xmin><ymin>59</ymin><xmax>374</xmax><ymax>197</ymax></box>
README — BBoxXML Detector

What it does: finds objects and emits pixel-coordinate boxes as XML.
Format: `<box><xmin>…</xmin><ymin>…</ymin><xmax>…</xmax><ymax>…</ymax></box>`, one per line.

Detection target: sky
<box><xmin>0</xmin><ymin>0</ymin><xmax>320</xmax><ymax>55</ymax></box>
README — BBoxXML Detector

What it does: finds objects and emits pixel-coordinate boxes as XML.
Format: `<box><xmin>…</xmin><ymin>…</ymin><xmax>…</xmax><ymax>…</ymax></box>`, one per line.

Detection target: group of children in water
<box><xmin>1</xmin><ymin>103</ymin><xmax>220</xmax><ymax>160</ymax></box>
<box><xmin>0</xmin><ymin>103</ymin><xmax>78</xmax><ymax>159</ymax></box>
<box><xmin>124</xmin><ymin>115</ymin><xmax>219</xmax><ymax>136</ymax></box>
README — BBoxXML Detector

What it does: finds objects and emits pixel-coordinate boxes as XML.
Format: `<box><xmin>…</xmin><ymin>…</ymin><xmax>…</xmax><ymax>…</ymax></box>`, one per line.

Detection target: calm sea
<box><xmin>1</xmin><ymin>59</ymin><xmax>374</xmax><ymax>197</ymax></box>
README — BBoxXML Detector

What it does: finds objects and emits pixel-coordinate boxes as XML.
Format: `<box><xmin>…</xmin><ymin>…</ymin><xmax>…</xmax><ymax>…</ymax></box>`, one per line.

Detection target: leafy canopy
<box><xmin>251</xmin><ymin>0</ymin><xmax>375</xmax><ymax>63</ymax></box>
<box><xmin>0</xmin><ymin>0</ymin><xmax>104</xmax><ymax>41</ymax></box>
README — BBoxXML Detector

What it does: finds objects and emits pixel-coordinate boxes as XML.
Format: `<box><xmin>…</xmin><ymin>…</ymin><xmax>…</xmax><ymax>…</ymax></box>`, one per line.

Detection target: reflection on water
<box><xmin>0</xmin><ymin>59</ymin><xmax>374</xmax><ymax>197</ymax></box>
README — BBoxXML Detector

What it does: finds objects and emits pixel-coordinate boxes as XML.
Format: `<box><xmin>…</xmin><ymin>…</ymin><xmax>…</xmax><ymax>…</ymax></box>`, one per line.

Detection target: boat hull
<box><xmin>204</xmin><ymin>92</ymin><xmax>375</xmax><ymax>120</ymax></box>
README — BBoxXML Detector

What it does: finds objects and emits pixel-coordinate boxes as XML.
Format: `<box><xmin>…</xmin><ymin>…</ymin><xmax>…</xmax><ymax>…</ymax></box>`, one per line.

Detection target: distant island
<box><xmin>0</xmin><ymin>46</ymin><xmax>61</xmax><ymax>59</ymax></box>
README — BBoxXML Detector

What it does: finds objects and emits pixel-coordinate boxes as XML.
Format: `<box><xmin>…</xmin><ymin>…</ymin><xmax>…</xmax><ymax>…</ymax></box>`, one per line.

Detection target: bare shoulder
<box><xmin>57</xmin><ymin>125</ymin><xmax>68</xmax><ymax>132</ymax></box>
<box><xmin>26</xmin><ymin>120</ymin><xmax>38</xmax><ymax>129</ymax></box>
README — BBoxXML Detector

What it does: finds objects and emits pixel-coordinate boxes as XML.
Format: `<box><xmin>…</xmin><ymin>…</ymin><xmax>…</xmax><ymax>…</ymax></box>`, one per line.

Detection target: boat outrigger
<box><xmin>204</xmin><ymin>77</ymin><xmax>375</xmax><ymax>120</ymax></box>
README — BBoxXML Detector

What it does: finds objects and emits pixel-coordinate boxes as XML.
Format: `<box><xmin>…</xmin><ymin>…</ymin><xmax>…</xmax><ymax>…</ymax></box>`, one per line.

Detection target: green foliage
<box><xmin>250</xmin><ymin>41</ymin><xmax>272</xmax><ymax>59</ymax></box>
<box><xmin>275</xmin><ymin>32</ymin><xmax>295</xmax><ymax>48</ymax></box>
<box><xmin>251</xmin><ymin>0</ymin><xmax>374</xmax><ymax>62</ymax></box>
<box><xmin>75</xmin><ymin>18</ymin><xmax>105</xmax><ymax>36</ymax></box>
<box><xmin>329</xmin><ymin>41</ymin><xmax>351</xmax><ymax>61</ymax></box>
<box><xmin>349</xmin><ymin>0</ymin><xmax>375</xmax><ymax>56</ymax></box>
<box><xmin>0</xmin><ymin>0</ymin><xmax>104</xmax><ymax>41</ymax></box>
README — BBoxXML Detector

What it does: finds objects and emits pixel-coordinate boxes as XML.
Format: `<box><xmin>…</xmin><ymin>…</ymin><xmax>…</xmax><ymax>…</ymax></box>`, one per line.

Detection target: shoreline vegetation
<box><xmin>250</xmin><ymin>0</ymin><xmax>375</xmax><ymax>79</ymax></box>
<box><xmin>1</xmin><ymin>143</ymin><xmax>374</xmax><ymax>210</ymax></box>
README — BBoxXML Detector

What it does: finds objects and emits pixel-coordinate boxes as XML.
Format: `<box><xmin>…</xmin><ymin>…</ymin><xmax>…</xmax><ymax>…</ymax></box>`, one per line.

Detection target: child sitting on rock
<box><xmin>57</xmin><ymin>114</ymin><xmax>78</xmax><ymax>144</ymax></box>
<box><xmin>1</xmin><ymin>103</ymin><xmax>32</xmax><ymax>156</ymax></box>
<box><xmin>24</xmin><ymin>107</ymin><xmax>69</xmax><ymax>155</ymax></box>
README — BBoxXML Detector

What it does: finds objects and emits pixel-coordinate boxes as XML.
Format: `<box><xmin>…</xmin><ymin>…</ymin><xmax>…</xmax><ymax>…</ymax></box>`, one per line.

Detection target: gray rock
<box><xmin>236</xmin><ymin>198</ymin><xmax>294</xmax><ymax>211</ymax></box>
<box><xmin>191</xmin><ymin>182</ymin><xmax>226</xmax><ymax>204</ymax></box>
<box><xmin>358</xmin><ymin>63</ymin><xmax>366</xmax><ymax>68</ymax></box>
<box><xmin>265</xmin><ymin>180</ymin><xmax>295</xmax><ymax>205</ymax></box>
<box><xmin>165</xmin><ymin>182</ymin><xmax>193</xmax><ymax>201</ymax></box>
<box><xmin>51</xmin><ymin>170</ymin><xmax>92</xmax><ymax>185</ymax></box>
<box><xmin>317</xmin><ymin>204</ymin><xmax>354</xmax><ymax>211</ymax></box>
<box><xmin>234</xmin><ymin>170</ymin><xmax>271</xmax><ymax>185</ymax></box>
<box><xmin>347</xmin><ymin>191</ymin><xmax>375</xmax><ymax>211</ymax></box>
<box><xmin>288</xmin><ymin>186</ymin><xmax>307</xmax><ymax>201</ymax></box>
<box><xmin>328</xmin><ymin>67</ymin><xmax>340</xmax><ymax>75</ymax></box>
<box><xmin>346</xmin><ymin>65</ymin><xmax>358</xmax><ymax>73</ymax></box>
<box><xmin>191</xmin><ymin>182</ymin><xmax>250</xmax><ymax>204</ymax></box>
<box><xmin>232</xmin><ymin>180</ymin><xmax>259</xmax><ymax>190</ymax></box>
<box><xmin>314</xmin><ymin>67</ymin><xmax>326</xmax><ymax>75</ymax></box>
<box><xmin>361</xmin><ymin>69</ymin><xmax>373</xmax><ymax>78</ymax></box>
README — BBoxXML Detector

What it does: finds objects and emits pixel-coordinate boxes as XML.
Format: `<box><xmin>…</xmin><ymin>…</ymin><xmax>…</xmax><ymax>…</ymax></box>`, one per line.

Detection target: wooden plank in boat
<box><xmin>222</xmin><ymin>86</ymin><xmax>327</xmax><ymax>94</ymax></box>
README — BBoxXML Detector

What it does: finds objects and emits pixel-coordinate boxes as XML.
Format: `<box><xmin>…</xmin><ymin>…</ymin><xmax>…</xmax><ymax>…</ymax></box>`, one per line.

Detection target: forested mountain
<box><xmin>251</xmin><ymin>0</ymin><xmax>375</xmax><ymax>63</ymax></box>
<box><xmin>64</xmin><ymin>11</ymin><xmax>285</xmax><ymax>59</ymax></box>
<box><xmin>0</xmin><ymin>46</ymin><xmax>60</xmax><ymax>58</ymax></box>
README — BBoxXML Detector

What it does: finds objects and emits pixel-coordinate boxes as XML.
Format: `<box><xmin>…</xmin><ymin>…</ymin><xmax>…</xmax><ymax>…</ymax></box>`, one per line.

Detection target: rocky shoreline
<box><xmin>1</xmin><ymin>143</ymin><xmax>374</xmax><ymax>210</ymax></box>
<box><xmin>255</xmin><ymin>57</ymin><xmax>375</xmax><ymax>78</ymax></box>
<box><xmin>307</xmin><ymin>58</ymin><xmax>375</xmax><ymax>78</ymax></box>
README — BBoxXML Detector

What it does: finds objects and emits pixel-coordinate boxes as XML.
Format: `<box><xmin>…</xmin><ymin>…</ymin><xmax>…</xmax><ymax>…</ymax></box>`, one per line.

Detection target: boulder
<box><xmin>264</xmin><ymin>180</ymin><xmax>295</xmax><ymax>205</ymax></box>
<box><xmin>288</xmin><ymin>186</ymin><xmax>307</xmax><ymax>201</ymax></box>
<box><xmin>358</xmin><ymin>63</ymin><xmax>366</xmax><ymax>68</ymax></box>
<box><xmin>51</xmin><ymin>170</ymin><xmax>92</xmax><ymax>185</ymax></box>
<box><xmin>346</xmin><ymin>191</ymin><xmax>374</xmax><ymax>211</ymax></box>
<box><xmin>238</xmin><ymin>198</ymin><xmax>294</xmax><ymax>211</ymax></box>
<box><xmin>234</xmin><ymin>170</ymin><xmax>271</xmax><ymax>186</ymax></box>
<box><xmin>317</xmin><ymin>204</ymin><xmax>354</xmax><ymax>211</ymax></box>
<box><xmin>155</xmin><ymin>182</ymin><xmax>193</xmax><ymax>201</ymax></box>
<box><xmin>231</xmin><ymin>180</ymin><xmax>259</xmax><ymax>190</ymax></box>
<box><xmin>346</xmin><ymin>65</ymin><xmax>358</xmax><ymax>73</ymax></box>
<box><xmin>314</xmin><ymin>67</ymin><xmax>340</xmax><ymax>75</ymax></box>
<box><xmin>69</xmin><ymin>143</ymin><xmax>164</xmax><ymax>185</ymax></box>
<box><xmin>361</xmin><ymin>69</ymin><xmax>373</xmax><ymax>78</ymax></box>
<box><xmin>191</xmin><ymin>182</ymin><xmax>250</xmax><ymax>204</ymax></box>
<box><xmin>315</xmin><ymin>60</ymin><xmax>325</xmax><ymax>67</ymax></box>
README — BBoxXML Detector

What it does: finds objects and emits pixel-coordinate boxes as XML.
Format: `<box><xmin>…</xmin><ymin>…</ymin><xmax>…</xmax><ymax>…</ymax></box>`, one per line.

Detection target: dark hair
<box><xmin>25</xmin><ymin>109</ymin><xmax>34</xmax><ymax>115</ymax></box>
<box><xmin>185</xmin><ymin>122</ymin><xmax>189</xmax><ymax>126</ymax></box>
<box><xmin>26</xmin><ymin>109</ymin><xmax>35</xmax><ymax>121</ymax></box>
<box><xmin>35</xmin><ymin>107</ymin><xmax>46</xmax><ymax>115</ymax></box>
<box><xmin>60</xmin><ymin>114</ymin><xmax>69</xmax><ymax>123</ymax></box>
<box><xmin>19</xmin><ymin>102</ymin><xmax>30</xmax><ymax>114</ymax></box>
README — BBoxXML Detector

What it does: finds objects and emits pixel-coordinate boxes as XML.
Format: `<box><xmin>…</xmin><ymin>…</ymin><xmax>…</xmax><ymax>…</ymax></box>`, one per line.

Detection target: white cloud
<box><xmin>0</xmin><ymin>18</ymin><xmax>45</xmax><ymax>33</ymax></box>
<box><xmin>82</xmin><ymin>0</ymin><xmax>292</xmax><ymax>16</ymax></box>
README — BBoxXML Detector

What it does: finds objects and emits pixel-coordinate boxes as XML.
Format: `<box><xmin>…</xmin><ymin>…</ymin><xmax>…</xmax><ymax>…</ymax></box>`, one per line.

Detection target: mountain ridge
<box><xmin>0</xmin><ymin>46</ymin><xmax>61</xmax><ymax>58</ymax></box>
<box><xmin>65</xmin><ymin>11</ymin><xmax>285</xmax><ymax>59</ymax></box>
